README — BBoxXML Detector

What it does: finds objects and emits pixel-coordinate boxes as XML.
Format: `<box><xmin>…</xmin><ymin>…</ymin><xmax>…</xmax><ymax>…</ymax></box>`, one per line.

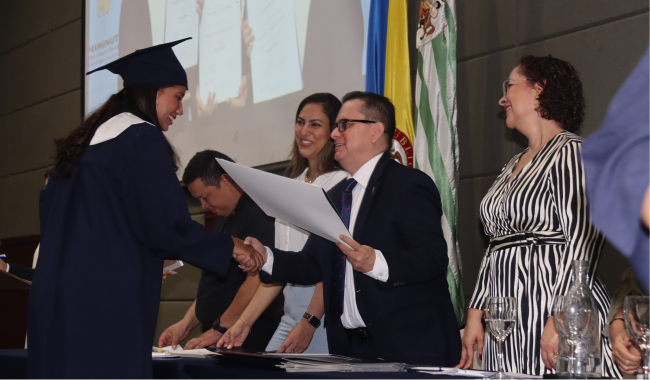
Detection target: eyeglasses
<box><xmin>331</xmin><ymin>119</ymin><xmax>377</xmax><ymax>133</ymax></box>
<box><xmin>502</xmin><ymin>78</ymin><xmax>530</xmax><ymax>98</ymax></box>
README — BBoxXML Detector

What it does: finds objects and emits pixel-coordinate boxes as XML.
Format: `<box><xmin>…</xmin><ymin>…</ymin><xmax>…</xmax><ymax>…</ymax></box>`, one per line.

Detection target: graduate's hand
<box><xmin>276</xmin><ymin>318</ymin><xmax>316</xmax><ymax>353</ymax></box>
<box><xmin>216</xmin><ymin>318</ymin><xmax>250</xmax><ymax>349</ymax></box>
<box><xmin>158</xmin><ymin>319</ymin><xmax>193</xmax><ymax>350</ymax></box>
<box><xmin>184</xmin><ymin>328</ymin><xmax>223</xmax><ymax>350</ymax></box>
<box><xmin>162</xmin><ymin>270</ymin><xmax>177</xmax><ymax>283</ymax></box>
<box><xmin>336</xmin><ymin>235</ymin><xmax>376</xmax><ymax>273</ymax></box>
<box><xmin>232</xmin><ymin>237</ymin><xmax>262</xmax><ymax>272</ymax></box>
<box><xmin>0</xmin><ymin>258</ymin><xmax>7</xmax><ymax>272</ymax></box>
<box><xmin>244</xmin><ymin>237</ymin><xmax>267</xmax><ymax>264</ymax></box>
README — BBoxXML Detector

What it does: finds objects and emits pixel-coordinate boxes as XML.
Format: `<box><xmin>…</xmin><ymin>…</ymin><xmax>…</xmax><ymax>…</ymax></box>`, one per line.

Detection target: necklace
<box><xmin>304</xmin><ymin>168</ymin><xmax>320</xmax><ymax>184</ymax></box>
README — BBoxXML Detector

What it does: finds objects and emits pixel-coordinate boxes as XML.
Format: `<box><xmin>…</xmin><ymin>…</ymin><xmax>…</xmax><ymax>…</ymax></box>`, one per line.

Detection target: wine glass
<box><xmin>483</xmin><ymin>297</ymin><xmax>517</xmax><ymax>379</ymax></box>
<box><xmin>624</xmin><ymin>296</ymin><xmax>650</xmax><ymax>378</ymax></box>
<box><xmin>553</xmin><ymin>295</ymin><xmax>593</xmax><ymax>379</ymax></box>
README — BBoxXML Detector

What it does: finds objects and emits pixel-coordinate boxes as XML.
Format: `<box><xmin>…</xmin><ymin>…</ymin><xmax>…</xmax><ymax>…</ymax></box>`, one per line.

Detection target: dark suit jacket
<box><xmin>261</xmin><ymin>154</ymin><xmax>461</xmax><ymax>365</ymax></box>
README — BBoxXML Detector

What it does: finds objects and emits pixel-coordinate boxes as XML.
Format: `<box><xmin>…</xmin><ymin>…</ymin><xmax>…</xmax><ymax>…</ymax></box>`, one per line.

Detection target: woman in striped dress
<box><xmin>458</xmin><ymin>55</ymin><xmax>621</xmax><ymax>378</ymax></box>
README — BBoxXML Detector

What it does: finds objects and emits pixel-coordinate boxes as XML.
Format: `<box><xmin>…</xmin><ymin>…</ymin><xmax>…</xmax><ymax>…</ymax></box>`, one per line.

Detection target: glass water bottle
<box><xmin>556</xmin><ymin>260</ymin><xmax>601</xmax><ymax>378</ymax></box>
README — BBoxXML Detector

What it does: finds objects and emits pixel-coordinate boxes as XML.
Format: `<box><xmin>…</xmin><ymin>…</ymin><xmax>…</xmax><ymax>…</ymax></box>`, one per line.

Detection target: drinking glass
<box><xmin>553</xmin><ymin>295</ymin><xmax>593</xmax><ymax>379</ymax></box>
<box><xmin>483</xmin><ymin>297</ymin><xmax>517</xmax><ymax>379</ymax></box>
<box><xmin>624</xmin><ymin>296</ymin><xmax>650</xmax><ymax>378</ymax></box>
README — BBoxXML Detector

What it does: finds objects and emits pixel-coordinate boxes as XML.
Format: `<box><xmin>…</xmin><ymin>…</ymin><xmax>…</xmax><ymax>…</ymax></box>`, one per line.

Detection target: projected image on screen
<box><xmin>85</xmin><ymin>0</ymin><xmax>370</xmax><ymax>172</ymax></box>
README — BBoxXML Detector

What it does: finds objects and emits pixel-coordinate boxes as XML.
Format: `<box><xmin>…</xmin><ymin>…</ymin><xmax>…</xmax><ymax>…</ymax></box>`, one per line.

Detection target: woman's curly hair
<box><xmin>518</xmin><ymin>55</ymin><xmax>584</xmax><ymax>132</ymax></box>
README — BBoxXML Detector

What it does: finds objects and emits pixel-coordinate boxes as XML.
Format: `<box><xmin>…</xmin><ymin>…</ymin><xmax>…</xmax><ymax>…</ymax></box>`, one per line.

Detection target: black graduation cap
<box><xmin>87</xmin><ymin>37</ymin><xmax>191</xmax><ymax>89</ymax></box>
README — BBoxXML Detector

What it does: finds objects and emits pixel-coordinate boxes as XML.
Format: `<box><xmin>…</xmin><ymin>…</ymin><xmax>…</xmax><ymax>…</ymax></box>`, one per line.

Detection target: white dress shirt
<box><xmin>262</xmin><ymin>153</ymin><xmax>389</xmax><ymax>329</ymax></box>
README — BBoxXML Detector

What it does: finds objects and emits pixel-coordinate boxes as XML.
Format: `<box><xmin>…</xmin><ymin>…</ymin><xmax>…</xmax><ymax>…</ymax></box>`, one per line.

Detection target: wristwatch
<box><xmin>212</xmin><ymin>317</ymin><xmax>228</xmax><ymax>334</ymax></box>
<box><xmin>302</xmin><ymin>312</ymin><xmax>321</xmax><ymax>329</ymax></box>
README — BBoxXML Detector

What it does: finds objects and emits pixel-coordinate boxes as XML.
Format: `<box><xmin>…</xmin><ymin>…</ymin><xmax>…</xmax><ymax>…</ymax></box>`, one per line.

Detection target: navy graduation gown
<box><xmin>27</xmin><ymin>117</ymin><xmax>234</xmax><ymax>378</ymax></box>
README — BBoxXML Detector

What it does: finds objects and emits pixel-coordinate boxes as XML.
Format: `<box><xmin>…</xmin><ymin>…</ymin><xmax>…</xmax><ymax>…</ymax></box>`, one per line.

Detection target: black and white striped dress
<box><xmin>468</xmin><ymin>131</ymin><xmax>621</xmax><ymax>377</ymax></box>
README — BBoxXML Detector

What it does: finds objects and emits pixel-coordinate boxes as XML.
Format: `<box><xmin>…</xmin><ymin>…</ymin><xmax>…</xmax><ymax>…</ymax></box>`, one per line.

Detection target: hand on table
<box><xmin>184</xmin><ymin>328</ymin><xmax>223</xmax><ymax>350</ymax></box>
<box><xmin>232</xmin><ymin>237</ymin><xmax>264</xmax><ymax>272</ymax></box>
<box><xmin>540</xmin><ymin>316</ymin><xmax>559</xmax><ymax>371</ymax></box>
<box><xmin>158</xmin><ymin>319</ymin><xmax>193</xmax><ymax>350</ymax></box>
<box><xmin>610</xmin><ymin>318</ymin><xmax>643</xmax><ymax>374</ymax></box>
<box><xmin>456</xmin><ymin>309</ymin><xmax>484</xmax><ymax>369</ymax></box>
<box><xmin>336</xmin><ymin>235</ymin><xmax>376</xmax><ymax>273</ymax></box>
<box><xmin>276</xmin><ymin>318</ymin><xmax>316</xmax><ymax>354</ymax></box>
<box><xmin>217</xmin><ymin>318</ymin><xmax>251</xmax><ymax>349</ymax></box>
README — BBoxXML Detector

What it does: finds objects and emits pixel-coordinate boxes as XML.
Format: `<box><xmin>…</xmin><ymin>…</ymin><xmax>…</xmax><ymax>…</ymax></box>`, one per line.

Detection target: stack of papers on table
<box><xmin>209</xmin><ymin>348</ymin><xmax>406</xmax><ymax>372</ymax></box>
<box><xmin>280</xmin><ymin>358</ymin><xmax>406</xmax><ymax>373</ymax></box>
<box><xmin>411</xmin><ymin>367</ymin><xmax>541</xmax><ymax>378</ymax></box>
<box><xmin>158</xmin><ymin>346</ymin><xmax>218</xmax><ymax>358</ymax></box>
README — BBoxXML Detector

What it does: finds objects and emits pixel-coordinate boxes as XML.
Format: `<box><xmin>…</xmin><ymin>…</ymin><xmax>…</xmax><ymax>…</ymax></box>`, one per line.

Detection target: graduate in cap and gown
<box><xmin>27</xmin><ymin>38</ymin><xmax>263</xmax><ymax>378</ymax></box>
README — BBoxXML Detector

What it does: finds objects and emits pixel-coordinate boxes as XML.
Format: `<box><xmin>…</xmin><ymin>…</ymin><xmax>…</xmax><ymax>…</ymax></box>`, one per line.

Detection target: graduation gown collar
<box><xmin>89</xmin><ymin>112</ymin><xmax>153</xmax><ymax>146</ymax></box>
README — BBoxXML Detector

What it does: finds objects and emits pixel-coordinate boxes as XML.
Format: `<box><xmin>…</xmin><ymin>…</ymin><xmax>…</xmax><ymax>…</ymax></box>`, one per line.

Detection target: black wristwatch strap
<box><xmin>303</xmin><ymin>312</ymin><xmax>321</xmax><ymax>328</ymax></box>
<box><xmin>212</xmin><ymin>317</ymin><xmax>228</xmax><ymax>334</ymax></box>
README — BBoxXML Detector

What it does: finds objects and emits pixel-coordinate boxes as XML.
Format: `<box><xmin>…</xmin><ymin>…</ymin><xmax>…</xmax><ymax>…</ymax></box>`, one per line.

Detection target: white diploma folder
<box><xmin>216</xmin><ymin>159</ymin><xmax>351</xmax><ymax>246</ymax></box>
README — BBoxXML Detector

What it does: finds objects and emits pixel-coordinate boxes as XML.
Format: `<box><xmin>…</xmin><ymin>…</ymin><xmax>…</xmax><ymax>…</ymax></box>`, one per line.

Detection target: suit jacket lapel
<box><xmin>352</xmin><ymin>153</ymin><xmax>390</xmax><ymax>240</ymax></box>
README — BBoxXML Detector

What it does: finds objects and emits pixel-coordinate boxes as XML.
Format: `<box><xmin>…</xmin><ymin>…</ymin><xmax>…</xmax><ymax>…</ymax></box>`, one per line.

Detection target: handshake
<box><xmin>231</xmin><ymin>237</ymin><xmax>266</xmax><ymax>272</ymax></box>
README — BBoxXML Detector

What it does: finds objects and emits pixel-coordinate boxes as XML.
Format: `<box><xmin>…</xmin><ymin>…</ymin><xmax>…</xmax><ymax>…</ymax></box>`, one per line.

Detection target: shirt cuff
<box><xmin>4</xmin><ymin>263</ymin><xmax>9</xmax><ymax>273</ymax></box>
<box><xmin>364</xmin><ymin>250</ymin><xmax>388</xmax><ymax>282</ymax></box>
<box><xmin>261</xmin><ymin>246</ymin><xmax>274</xmax><ymax>275</ymax></box>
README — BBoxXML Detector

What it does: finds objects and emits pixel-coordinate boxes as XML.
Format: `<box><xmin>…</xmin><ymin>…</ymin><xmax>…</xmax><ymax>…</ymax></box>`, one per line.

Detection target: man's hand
<box><xmin>232</xmin><ymin>237</ymin><xmax>263</xmax><ymax>272</ymax></box>
<box><xmin>336</xmin><ymin>235</ymin><xmax>376</xmax><ymax>273</ymax></box>
<box><xmin>184</xmin><ymin>329</ymin><xmax>223</xmax><ymax>350</ymax></box>
<box><xmin>540</xmin><ymin>316</ymin><xmax>559</xmax><ymax>371</ymax></box>
<box><xmin>216</xmin><ymin>318</ymin><xmax>250</xmax><ymax>349</ymax></box>
<box><xmin>158</xmin><ymin>319</ymin><xmax>193</xmax><ymax>350</ymax></box>
<box><xmin>610</xmin><ymin>318</ymin><xmax>643</xmax><ymax>374</ymax></box>
<box><xmin>276</xmin><ymin>318</ymin><xmax>316</xmax><ymax>353</ymax></box>
<box><xmin>0</xmin><ymin>258</ymin><xmax>7</xmax><ymax>272</ymax></box>
<box><xmin>456</xmin><ymin>308</ymin><xmax>484</xmax><ymax>369</ymax></box>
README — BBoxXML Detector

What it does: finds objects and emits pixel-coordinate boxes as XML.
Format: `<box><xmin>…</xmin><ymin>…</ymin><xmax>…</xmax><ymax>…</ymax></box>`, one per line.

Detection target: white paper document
<box><xmin>198</xmin><ymin>0</ymin><xmax>242</xmax><ymax>102</ymax></box>
<box><xmin>216</xmin><ymin>159</ymin><xmax>351</xmax><ymax>245</ymax></box>
<box><xmin>247</xmin><ymin>0</ymin><xmax>303</xmax><ymax>103</ymax></box>
<box><xmin>164</xmin><ymin>0</ymin><xmax>199</xmax><ymax>68</ymax></box>
<box><xmin>163</xmin><ymin>260</ymin><xmax>183</xmax><ymax>271</ymax></box>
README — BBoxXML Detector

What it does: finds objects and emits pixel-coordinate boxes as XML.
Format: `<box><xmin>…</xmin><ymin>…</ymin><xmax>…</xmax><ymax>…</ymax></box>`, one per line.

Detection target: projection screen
<box><xmin>85</xmin><ymin>0</ymin><xmax>371</xmax><ymax>173</ymax></box>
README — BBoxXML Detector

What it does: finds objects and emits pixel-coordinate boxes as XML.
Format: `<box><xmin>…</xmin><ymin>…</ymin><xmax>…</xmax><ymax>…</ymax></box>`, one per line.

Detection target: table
<box><xmin>0</xmin><ymin>349</ymin><xmax>458</xmax><ymax>379</ymax></box>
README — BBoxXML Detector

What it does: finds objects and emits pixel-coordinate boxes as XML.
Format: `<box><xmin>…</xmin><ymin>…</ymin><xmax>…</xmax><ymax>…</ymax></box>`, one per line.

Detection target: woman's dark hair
<box><xmin>518</xmin><ymin>55</ymin><xmax>585</xmax><ymax>132</ymax></box>
<box><xmin>54</xmin><ymin>84</ymin><xmax>179</xmax><ymax>178</ymax></box>
<box><xmin>284</xmin><ymin>93</ymin><xmax>343</xmax><ymax>178</ymax></box>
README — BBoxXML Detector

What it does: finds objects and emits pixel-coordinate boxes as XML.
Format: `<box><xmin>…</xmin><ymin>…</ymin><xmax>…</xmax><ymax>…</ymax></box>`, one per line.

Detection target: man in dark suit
<box><xmin>238</xmin><ymin>92</ymin><xmax>461</xmax><ymax>365</ymax></box>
